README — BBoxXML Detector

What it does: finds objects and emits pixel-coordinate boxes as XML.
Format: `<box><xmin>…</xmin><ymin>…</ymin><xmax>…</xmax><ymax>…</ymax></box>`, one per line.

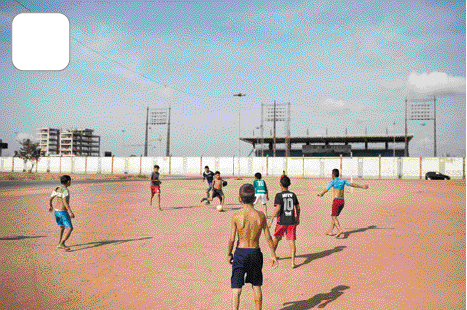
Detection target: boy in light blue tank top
<box><xmin>318</xmin><ymin>169</ymin><xmax>368</xmax><ymax>238</ymax></box>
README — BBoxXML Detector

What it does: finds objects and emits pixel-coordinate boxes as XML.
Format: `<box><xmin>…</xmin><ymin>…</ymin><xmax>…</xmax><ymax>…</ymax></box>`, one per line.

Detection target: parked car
<box><xmin>425</xmin><ymin>172</ymin><xmax>450</xmax><ymax>180</ymax></box>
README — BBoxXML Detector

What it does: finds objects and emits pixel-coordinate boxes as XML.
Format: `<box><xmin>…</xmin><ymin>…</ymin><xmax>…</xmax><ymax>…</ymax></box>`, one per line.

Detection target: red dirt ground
<box><xmin>0</xmin><ymin>175</ymin><xmax>465</xmax><ymax>309</ymax></box>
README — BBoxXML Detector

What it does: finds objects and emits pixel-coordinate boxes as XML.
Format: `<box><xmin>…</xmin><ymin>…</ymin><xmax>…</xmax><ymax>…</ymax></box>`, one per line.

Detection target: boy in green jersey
<box><xmin>253</xmin><ymin>172</ymin><xmax>269</xmax><ymax>217</ymax></box>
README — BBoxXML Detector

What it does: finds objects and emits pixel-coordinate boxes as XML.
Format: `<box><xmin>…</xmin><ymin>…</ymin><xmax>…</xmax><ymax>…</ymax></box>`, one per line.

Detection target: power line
<box><xmin>9</xmin><ymin>0</ymin><xmax>239</xmax><ymax>101</ymax></box>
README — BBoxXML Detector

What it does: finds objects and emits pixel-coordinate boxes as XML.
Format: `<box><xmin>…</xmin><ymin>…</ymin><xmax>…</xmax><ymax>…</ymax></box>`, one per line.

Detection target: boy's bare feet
<box><xmin>57</xmin><ymin>244</ymin><xmax>70</xmax><ymax>251</ymax></box>
<box><xmin>335</xmin><ymin>230</ymin><xmax>344</xmax><ymax>238</ymax></box>
<box><xmin>291</xmin><ymin>262</ymin><xmax>296</xmax><ymax>269</ymax></box>
<box><xmin>325</xmin><ymin>231</ymin><xmax>334</xmax><ymax>236</ymax></box>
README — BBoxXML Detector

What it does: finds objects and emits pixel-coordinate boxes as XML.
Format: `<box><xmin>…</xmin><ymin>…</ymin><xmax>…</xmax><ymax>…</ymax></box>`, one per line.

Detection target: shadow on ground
<box><xmin>341</xmin><ymin>225</ymin><xmax>394</xmax><ymax>239</ymax></box>
<box><xmin>70</xmin><ymin>237</ymin><xmax>153</xmax><ymax>252</ymax></box>
<box><xmin>0</xmin><ymin>235</ymin><xmax>47</xmax><ymax>240</ymax></box>
<box><xmin>170</xmin><ymin>205</ymin><xmax>203</xmax><ymax>210</ymax></box>
<box><xmin>278</xmin><ymin>246</ymin><xmax>346</xmax><ymax>268</ymax></box>
<box><xmin>280</xmin><ymin>285</ymin><xmax>350</xmax><ymax>309</ymax></box>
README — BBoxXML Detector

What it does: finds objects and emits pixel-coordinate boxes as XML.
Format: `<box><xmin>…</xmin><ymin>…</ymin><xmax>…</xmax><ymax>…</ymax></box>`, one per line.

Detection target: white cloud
<box><xmin>380</xmin><ymin>78</ymin><xmax>405</xmax><ymax>90</ymax></box>
<box><xmin>16</xmin><ymin>133</ymin><xmax>36</xmax><ymax>142</ymax></box>
<box><xmin>381</xmin><ymin>72</ymin><xmax>466</xmax><ymax>96</ymax></box>
<box><xmin>318</xmin><ymin>97</ymin><xmax>364</xmax><ymax>113</ymax></box>
<box><xmin>406</xmin><ymin>71</ymin><xmax>466</xmax><ymax>96</ymax></box>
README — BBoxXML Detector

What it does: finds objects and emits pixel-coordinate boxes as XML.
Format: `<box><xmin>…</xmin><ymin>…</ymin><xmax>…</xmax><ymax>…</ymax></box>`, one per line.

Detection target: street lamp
<box><xmin>420</xmin><ymin>123</ymin><xmax>426</xmax><ymax>157</ymax></box>
<box><xmin>121</xmin><ymin>130</ymin><xmax>125</xmax><ymax>157</ymax></box>
<box><xmin>233</xmin><ymin>93</ymin><xmax>246</xmax><ymax>159</ymax></box>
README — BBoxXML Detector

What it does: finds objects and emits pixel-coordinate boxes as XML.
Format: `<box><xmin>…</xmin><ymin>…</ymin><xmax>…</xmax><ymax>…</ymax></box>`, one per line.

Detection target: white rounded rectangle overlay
<box><xmin>12</xmin><ymin>13</ymin><xmax>69</xmax><ymax>71</ymax></box>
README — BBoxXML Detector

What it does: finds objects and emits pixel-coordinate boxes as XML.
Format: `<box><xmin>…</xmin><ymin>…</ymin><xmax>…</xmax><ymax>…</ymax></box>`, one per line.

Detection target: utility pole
<box><xmin>144</xmin><ymin>107</ymin><xmax>149</xmax><ymax>156</ymax></box>
<box><xmin>261</xmin><ymin>102</ymin><xmax>264</xmax><ymax>157</ymax></box>
<box><xmin>158</xmin><ymin>134</ymin><xmax>163</xmax><ymax>157</ymax></box>
<box><xmin>166</xmin><ymin>104</ymin><xmax>171</xmax><ymax>157</ymax></box>
<box><xmin>434</xmin><ymin>96</ymin><xmax>437</xmax><ymax>157</ymax></box>
<box><xmin>233</xmin><ymin>93</ymin><xmax>246</xmax><ymax>159</ymax></box>
<box><xmin>286</xmin><ymin>101</ymin><xmax>291</xmax><ymax>157</ymax></box>
<box><xmin>273</xmin><ymin>100</ymin><xmax>276</xmax><ymax>157</ymax></box>
<box><xmin>404</xmin><ymin>97</ymin><xmax>408</xmax><ymax>157</ymax></box>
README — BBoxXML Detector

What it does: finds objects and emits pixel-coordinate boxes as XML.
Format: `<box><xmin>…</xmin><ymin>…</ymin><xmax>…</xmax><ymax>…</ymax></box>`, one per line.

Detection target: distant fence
<box><xmin>0</xmin><ymin>155</ymin><xmax>465</xmax><ymax>179</ymax></box>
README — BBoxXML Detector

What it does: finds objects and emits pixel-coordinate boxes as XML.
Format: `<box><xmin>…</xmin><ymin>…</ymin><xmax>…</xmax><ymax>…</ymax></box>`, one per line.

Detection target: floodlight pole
<box><xmin>144</xmin><ymin>106</ymin><xmax>149</xmax><ymax>156</ymax></box>
<box><xmin>166</xmin><ymin>104</ymin><xmax>171</xmax><ymax>157</ymax></box>
<box><xmin>404</xmin><ymin>97</ymin><xmax>408</xmax><ymax>157</ymax></box>
<box><xmin>286</xmin><ymin>102</ymin><xmax>291</xmax><ymax>157</ymax></box>
<box><xmin>273</xmin><ymin>100</ymin><xmax>276</xmax><ymax>157</ymax></box>
<box><xmin>433</xmin><ymin>96</ymin><xmax>437</xmax><ymax>157</ymax></box>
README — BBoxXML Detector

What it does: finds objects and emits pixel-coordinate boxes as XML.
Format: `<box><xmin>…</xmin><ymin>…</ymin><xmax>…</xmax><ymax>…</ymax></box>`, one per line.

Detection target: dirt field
<box><xmin>0</xmin><ymin>175</ymin><xmax>465</xmax><ymax>309</ymax></box>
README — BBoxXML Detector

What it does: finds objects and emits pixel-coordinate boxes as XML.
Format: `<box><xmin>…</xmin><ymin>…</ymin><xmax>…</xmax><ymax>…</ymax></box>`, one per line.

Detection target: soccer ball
<box><xmin>216</xmin><ymin>205</ymin><xmax>224</xmax><ymax>212</ymax></box>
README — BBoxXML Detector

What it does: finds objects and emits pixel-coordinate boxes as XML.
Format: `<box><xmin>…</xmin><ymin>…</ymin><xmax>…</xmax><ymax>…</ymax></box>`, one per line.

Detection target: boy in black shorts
<box><xmin>201</xmin><ymin>171</ymin><xmax>225</xmax><ymax>208</ymax></box>
<box><xmin>202</xmin><ymin>166</ymin><xmax>215</xmax><ymax>205</ymax></box>
<box><xmin>228</xmin><ymin>183</ymin><xmax>278</xmax><ymax>310</ymax></box>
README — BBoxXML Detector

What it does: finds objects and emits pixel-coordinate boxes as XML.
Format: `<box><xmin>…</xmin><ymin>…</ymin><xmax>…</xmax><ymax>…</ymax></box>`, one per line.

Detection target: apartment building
<box><xmin>37</xmin><ymin>128</ymin><xmax>60</xmax><ymax>156</ymax></box>
<box><xmin>37</xmin><ymin>128</ymin><xmax>100</xmax><ymax>156</ymax></box>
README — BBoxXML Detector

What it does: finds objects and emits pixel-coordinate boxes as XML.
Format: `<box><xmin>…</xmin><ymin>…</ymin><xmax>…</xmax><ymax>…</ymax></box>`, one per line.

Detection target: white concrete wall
<box><xmin>341</xmin><ymin>158</ymin><xmax>358</xmax><ymax>178</ymax></box>
<box><xmin>401</xmin><ymin>157</ymin><xmax>421</xmax><ymax>179</ymax></box>
<box><xmin>1</xmin><ymin>156</ymin><xmax>465</xmax><ymax>179</ymax></box>
<box><xmin>444</xmin><ymin>157</ymin><xmax>464</xmax><ymax>178</ymax></box>
<box><xmin>421</xmin><ymin>157</ymin><xmax>439</xmax><ymax>177</ymax></box>
<box><xmin>86</xmin><ymin>157</ymin><xmax>100</xmax><ymax>174</ymax></box>
<box><xmin>303</xmin><ymin>158</ymin><xmax>320</xmax><ymax>177</ymax></box>
<box><xmin>380</xmin><ymin>158</ymin><xmax>398</xmax><ymax>178</ymax></box>
<box><xmin>218</xmin><ymin>157</ymin><xmax>233</xmax><ymax>176</ymax></box>
<box><xmin>362</xmin><ymin>157</ymin><xmax>380</xmax><ymax>178</ymax></box>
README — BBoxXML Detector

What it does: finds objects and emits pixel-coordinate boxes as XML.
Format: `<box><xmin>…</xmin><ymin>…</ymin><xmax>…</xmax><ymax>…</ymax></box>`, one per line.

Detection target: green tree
<box><xmin>14</xmin><ymin>139</ymin><xmax>41</xmax><ymax>173</ymax></box>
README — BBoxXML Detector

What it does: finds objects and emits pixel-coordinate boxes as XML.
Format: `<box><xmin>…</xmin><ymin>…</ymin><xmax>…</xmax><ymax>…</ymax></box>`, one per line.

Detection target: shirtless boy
<box><xmin>150</xmin><ymin>165</ymin><xmax>162</xmax><ymax>210</ymax></box>
<box><xmin>49</xmin><ymin>175</ymin><xmax>74</xmax><ymax>251</ymax></box>
<box><xmin>201</xmin><ymin>171</ymin><xmax>225</xmax><ymax>208</ymax></box>
<box><xmin>228</xmin><ymin>184</ymin><xmax>278</xmax><ymax>310</ymax></box>
<box><xmin>268</xmin><ymin>176</ymin><xmax>300</xmax><ymax>268</ymax></box>
<box><xmin>317</xmin><ymin>168</ymin><xmax>369</xmax><ymax>238</ymax></box>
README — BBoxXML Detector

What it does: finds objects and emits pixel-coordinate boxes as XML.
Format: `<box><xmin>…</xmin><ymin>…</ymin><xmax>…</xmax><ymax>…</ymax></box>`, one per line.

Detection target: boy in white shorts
<box><xmin>253</xmin><ymin>172</ymin><xmax>269</xmax><ymax>218</ymax></box>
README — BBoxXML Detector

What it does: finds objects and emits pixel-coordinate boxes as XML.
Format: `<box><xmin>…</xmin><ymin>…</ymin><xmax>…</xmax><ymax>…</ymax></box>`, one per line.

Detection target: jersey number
<box><xmin>283</xmin><ymin>198</ymin><xmax>294</xmax><ymax>216</ymax></box>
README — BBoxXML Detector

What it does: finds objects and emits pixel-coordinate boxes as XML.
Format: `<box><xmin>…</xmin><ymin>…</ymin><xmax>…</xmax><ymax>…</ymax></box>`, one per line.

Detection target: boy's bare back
<box><xmin>233</xmin><ymin>208</ymin><xmax>266</xmax><ymax>248</ymax></box>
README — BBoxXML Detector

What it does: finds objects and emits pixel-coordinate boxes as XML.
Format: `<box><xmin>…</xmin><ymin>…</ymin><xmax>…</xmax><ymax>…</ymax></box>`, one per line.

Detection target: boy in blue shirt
<box><xmin>202</xmin><ymin>166</ymin><xmax>215</xmax><ymax>205</ymax></box>
<box><xmin>253</xmin><ymin>172</ymin><xmax>269</xmax><ymax>217</ymax></box>
<box><xmin>317</xmin><ymin>169</ymin><xmax>368</xmax><ymax>238</ymax></box>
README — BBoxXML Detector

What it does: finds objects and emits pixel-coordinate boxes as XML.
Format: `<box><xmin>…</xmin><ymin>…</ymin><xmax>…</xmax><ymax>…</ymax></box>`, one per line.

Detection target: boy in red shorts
<box><xmin>150</xmin><ymin>165</ymin><xmax>162</xmax><ymax>210</ymax></box>
<box><xmin>268</xmin><ymin>176</ymin><xmax>300</xmax><ymax>268</ymax></box>
<box><xmin>317</xmin><ymin>168</ymin><xmax>368</xmax><ymax>238</ymax></box>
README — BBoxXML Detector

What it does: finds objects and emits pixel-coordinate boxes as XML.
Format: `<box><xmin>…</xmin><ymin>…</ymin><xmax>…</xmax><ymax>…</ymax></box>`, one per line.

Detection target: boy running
<box><xmin>49</xmin><ymin>175</ymin><xmax>74</xmax><ymax>251</ymax></box>
<box><xmin>228</xmin><ymin>183</ymin><xmax>278</xmax><ymax>310</ymax></box>
<box><xmin>253</xmin><ymin>172</ymin><xmax>269</xmax><ymax>217</ymax></box>
<box><xmin>317</xmin><ymin>168</ymin><xmax>369</xmax><ymax>238</ymax></box>
<box><xmin>202</xmin><ymin>166</ymin><xmax>215</xmax><ymax>205</ymax></box>
<box><xmin>268</xmin><ymin>176</ymin><xmax>300</xmax><ymax>268</ymax></box>
<box><xmin>201</xmin><ymin>171</ymin><xmax>225</xmax><ymax>208</ymax></box>
<box><xmin>150</xmin><ymin>165</ymin><xmax>162</xmax><ymax>210</ymax></box>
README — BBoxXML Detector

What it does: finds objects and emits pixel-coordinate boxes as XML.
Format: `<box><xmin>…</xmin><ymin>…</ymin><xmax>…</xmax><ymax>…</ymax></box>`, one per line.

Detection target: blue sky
<box><xmin>0</xmin><ymin>0</ymin><xmax>465</xmax><ymax>157</ymax></box>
